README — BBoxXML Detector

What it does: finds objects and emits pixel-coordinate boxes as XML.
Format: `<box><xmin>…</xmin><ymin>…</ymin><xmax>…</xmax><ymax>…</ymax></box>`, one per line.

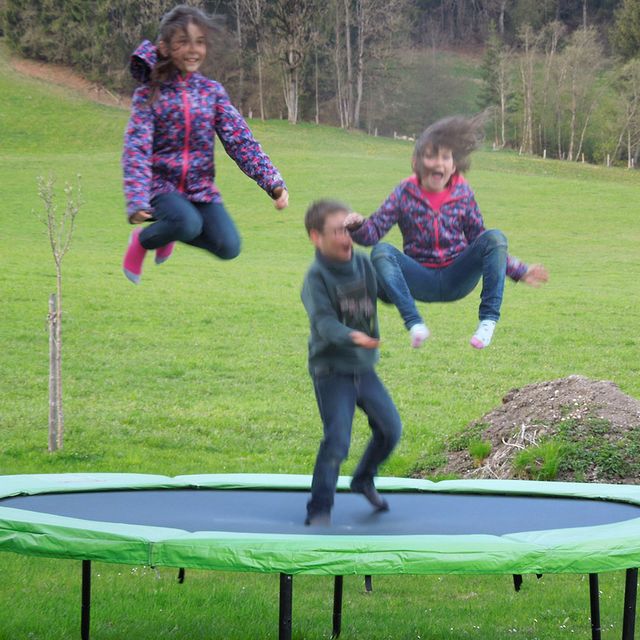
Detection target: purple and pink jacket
<box><xmin>350</xmin><ymin>173</ymin><xmax>528</xmax><ymax>281</ymax></box>
<box><xmin>122</xmin><ymin>40</ymin><xmax>286</xmax><ymax>217</ymax></box>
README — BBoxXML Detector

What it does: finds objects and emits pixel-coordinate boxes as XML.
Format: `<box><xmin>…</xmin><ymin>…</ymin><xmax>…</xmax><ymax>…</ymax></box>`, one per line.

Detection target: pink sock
<box><xmin>122</xmin><ymin>228</ymin><xmax>147</xmax><ymax>284</ymax></box>
<box><xmin>155</xmin><ymin>242</ymin><xmax>175</xmax><ymax>265</ymax></box>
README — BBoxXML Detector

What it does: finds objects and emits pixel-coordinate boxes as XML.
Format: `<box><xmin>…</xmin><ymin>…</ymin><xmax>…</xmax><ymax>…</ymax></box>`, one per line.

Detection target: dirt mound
<box><xmin>435</xmin><ymin>375</ymin><xmax>640</xmax><ymax>483</ymax></box>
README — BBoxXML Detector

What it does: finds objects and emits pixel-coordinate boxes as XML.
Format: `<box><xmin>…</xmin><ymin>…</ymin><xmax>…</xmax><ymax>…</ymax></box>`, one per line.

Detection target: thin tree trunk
<box><xmin>343</xmin><ymin>0</ymin><xmax>353</xmax><ymax>127</ymax></box>
<box><xmin>500</xmin><ymin>88</ymin><xmax>506</xmax><ymax>148</ymax></box>
<box><xmin>55</xmin><ymin>267</ymin><xmax>63</xmax><ymax>450</ymax></box>
<box><xmin>257</xmin><ymin>46</ymin><xmax>265</xmax><ymax>120</ymax></box>
<box><xmin>334</xmin><ymin>5</ymin><xmax>346</xmax><ymax>128</ymax></box>
<box><xmin>354</xmin><ymin>0</ymin><xmax>364</xmax><ymax>128</ymax></box>
<box><xmin>568</xmin><ymin>79</ymin><xmax>577</xmax><ymax>161</ymax></box>
<box><xmin>48</xmin><ymin>293</ymin><xmax>58</xmax><ymax>452</ymax></box>
<box><xmin>575</xmin><ymin>98</ymin><xmax>598</xmax><ymax>161</ymax></box>
<box><xmin>234</xmin><ymin>0</ymin><xmax>244</xmax><ymax>113</ymax></box>
<box><xmin>314</xmin><ymin>43</ymin><xmax>320</xmax><ymax>124</ymax></box>
<box><xmin>498</xmin><ymin>0</ymin><xmax>506</xmax><ymax>36</ymax></box>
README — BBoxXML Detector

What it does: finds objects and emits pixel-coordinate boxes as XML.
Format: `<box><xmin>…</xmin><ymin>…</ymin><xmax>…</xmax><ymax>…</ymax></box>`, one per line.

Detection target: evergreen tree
<box><xmin>612</xmin><ymin>0</ymin><xmax>640</xmax><ymax>61</ymax></box>
<box><xmin>478</xmin><ymin>23</ymin><xmax>502</xmax><ymax>110</ymax></box>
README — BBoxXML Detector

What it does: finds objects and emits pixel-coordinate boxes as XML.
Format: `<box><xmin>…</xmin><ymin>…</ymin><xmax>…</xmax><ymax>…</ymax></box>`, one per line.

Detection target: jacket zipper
<box><xmin>178</xmin><ymin>82</ymin><xmax>192</xmax><ymax>192</ymax></box>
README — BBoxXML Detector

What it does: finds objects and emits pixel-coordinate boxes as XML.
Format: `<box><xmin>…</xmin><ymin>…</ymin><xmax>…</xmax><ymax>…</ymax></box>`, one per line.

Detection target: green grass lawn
<box><xmin>1</xmin><ymin>41</ymin><xmax>640</xmax><ymax>638</ymax></box>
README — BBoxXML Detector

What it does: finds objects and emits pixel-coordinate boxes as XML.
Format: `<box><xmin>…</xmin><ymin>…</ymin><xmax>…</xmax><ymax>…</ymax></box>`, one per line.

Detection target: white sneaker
<box><xmin>409</xmin><ymin>323</ymin><xmax>430</xmax><ymax>348</ymax></box>
<box><xmin>470</xmin><ymin>320</ymin><xmax>497</xmax><ymax>349</ymax></box>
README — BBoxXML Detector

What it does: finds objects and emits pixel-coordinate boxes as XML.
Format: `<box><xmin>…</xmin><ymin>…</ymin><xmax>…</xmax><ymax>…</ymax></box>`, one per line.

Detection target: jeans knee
<box><xmin>481</xmin><ymin>229</ymin><xmax>508</xmax><ymax>251</ymax></box>
<box><xmin>370</xmin><ymin>243</ymin><xmax>395</xmax><ymax>264</ymax></box>
<box><xmin>179</xmin><ymin>217</ymin><xmax>204</xmax><ymax>241</ymax></box>
<box><xmin>387</xmin><ymin>421</ymin><xmax>402</xmax><ymax>449</ymax></box>
<box><xmin>216</xmin><ymin>236</ymin><xmax>241</xmax><ymax>261</ymax></box>
<box><xmin>321</xmin><ymin>435</ymin><xmax>350</xmax><ymax>464</ymax></box>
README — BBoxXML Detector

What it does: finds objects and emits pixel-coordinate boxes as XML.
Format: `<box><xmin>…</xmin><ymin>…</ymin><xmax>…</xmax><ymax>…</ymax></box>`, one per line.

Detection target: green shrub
<box><xmin>468</xmin><ymin>439</ymin><xmax>492</xmax><ymax>466</ymax></box>
<box><xmin>513</xmin><ymin>441</ymin><xmax>563</xmax><ymax>481</ymax></box>
<box><xmin>447</xmin><ymin>423</ymin><xmax>489</xmax><ymax>452</ymax></box>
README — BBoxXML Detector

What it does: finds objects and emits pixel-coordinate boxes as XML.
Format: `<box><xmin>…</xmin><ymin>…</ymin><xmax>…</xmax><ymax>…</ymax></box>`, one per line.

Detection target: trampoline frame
<box><xmin>2</xmin><ymin>472</ymin><xmax>640</xmax><ymax>639</ymax></box>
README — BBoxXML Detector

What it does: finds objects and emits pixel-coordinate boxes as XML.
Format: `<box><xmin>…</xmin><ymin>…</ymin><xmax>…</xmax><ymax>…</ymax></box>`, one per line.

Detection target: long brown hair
<box><xmin>149</xmin><ymin>5</ymin><xmax>217</xmax><ymax>100</ymax></box>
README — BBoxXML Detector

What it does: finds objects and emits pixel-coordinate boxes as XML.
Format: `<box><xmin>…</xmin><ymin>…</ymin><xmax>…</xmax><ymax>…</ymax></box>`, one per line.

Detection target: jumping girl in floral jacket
<box><xmin>122</xmin><ymin>4</ymin><xmax>288</xmax><ymax>284</ymax></box>
<box><xmin>345</xmin><ymin>114</ymin><xmax>548</xmax><ymax>349</ymax></box>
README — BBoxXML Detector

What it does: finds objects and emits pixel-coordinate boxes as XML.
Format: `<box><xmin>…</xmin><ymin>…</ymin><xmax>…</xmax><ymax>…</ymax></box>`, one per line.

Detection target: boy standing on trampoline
<box><xmin>302</xmin><ymin>199</ymin><xmax>402</xmax><ymax>526</ymax></box>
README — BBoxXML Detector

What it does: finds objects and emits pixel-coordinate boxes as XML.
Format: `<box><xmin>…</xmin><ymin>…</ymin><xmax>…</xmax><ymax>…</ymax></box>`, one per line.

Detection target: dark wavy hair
<box><xmin>150</xmin><ymin>5</ymin><xmax>217</xmax><ymax>88</ymax></box>
<box><xmin>412</xmin><ymin>112</ymin><xmax>488</xmax><ymax>180</ymax></box>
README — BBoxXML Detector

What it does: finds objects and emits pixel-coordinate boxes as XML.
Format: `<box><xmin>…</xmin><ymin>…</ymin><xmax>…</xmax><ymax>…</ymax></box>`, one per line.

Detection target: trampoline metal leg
<box><xmin>332</xmin><ymin>576</ymin><xmax>343</xmax><ymax>639</ymax></box>
<box><xmin>279</xmin><ymin>573</ymin><xmax>293</xmax><ymax>640</ymax></box>
<box><xmin>513</xmin><ymin>574</ymin><xmax>523</xmax><ymax>592</ymax></box>
<box><xmin>81</xmin><ymin>560</ymin><xmax>91</xmax><ymax>640</ymax></box>
<box><xmin>177</xmin><ymin>567</ymin><xmax>185</xmax><ymax>584</ymax></box>
<box><xmin>622</xmin><ymin>568</ymin><xmax>638</xmax><ymax>640</ymax></box>
<box><xmin>589</xmin><ymin>573</ymin><xmax>601</xmax><ymax>640</ymax></box>
<box><xmin>364</xmin><ymin>575</ymin><xmax>373</xmax><ymax>593</ymax></box>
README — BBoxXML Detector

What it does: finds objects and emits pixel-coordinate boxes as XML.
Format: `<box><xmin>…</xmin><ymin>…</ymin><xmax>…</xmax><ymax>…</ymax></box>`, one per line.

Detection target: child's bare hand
<box><xmin>521</xmin><ymin>264</ymin><xmax>549</xmax><ymax>287</ymax></box>
<box><xmin>130</xmin><ymin>210</ymin><xmax>152</xmax><ymax>224</ymax></box>
<box><xmin>344</xmin><ymin>212</ymin><xmax>365</xmax><ymax>230</ymax></box>
<box><xmin>350</xmin><ymin>331</ymin><xmax>380</xmax><ymax>349</ymax></box>
<box><xmin>273</xmin><ymin>187</ymin><xmax>289</xmax><ymax>210</ymax></box>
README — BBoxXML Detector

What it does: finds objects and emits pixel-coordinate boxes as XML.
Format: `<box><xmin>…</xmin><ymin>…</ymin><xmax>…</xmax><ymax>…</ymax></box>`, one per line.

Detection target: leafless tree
<box><xmin>495</xmin><ymin>45</ymin><xmax>513</xmax><ymax>148</ymax></box>
<box><xmin>538</xmin><ymin>21</ymin><xmax>566</xmax><ymax>155</ymax></box>
<box><xmin>238</xmin><ymin>0</ymin><xmax>268</xmax><ymax>119</ymax></box>
<box><xmin>33</xmin><ymin>175</ymin><xmax>82</xmax><ymax>452</ymax></box>
<box><xmin>558</xmin><ymin>28</ymin><xmax>603</xmax><ymax>161</ymax></box>
<box><xmin>518</xmin><ymin>25</ymin><xmax>536</xmax><ymax>154</ymax></box>
<box><xmin>612</xmin><ymin>59</ymin><xmax>640</xmax><ymax>167</ymax></box>
<box><xmin>333</xmin><ymin>0</ymin><xmax>405</xmax><ymax>129</ymax></box>
<box><xmin>269</xmin><ymin>0</ymin><xmax>318</xmax><ymax>124</ymax></box>
<box><xmin>231</xmin><ymin>0</ymin><xmax>245</xmax><ymax>114</ymax></box>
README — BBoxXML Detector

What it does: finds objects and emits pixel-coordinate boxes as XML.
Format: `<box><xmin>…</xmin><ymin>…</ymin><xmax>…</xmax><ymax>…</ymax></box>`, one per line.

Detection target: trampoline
<box><xmin>2</xmin><ymin>473</ymin><xmax>640</xmax><ymax>639</ymax></box>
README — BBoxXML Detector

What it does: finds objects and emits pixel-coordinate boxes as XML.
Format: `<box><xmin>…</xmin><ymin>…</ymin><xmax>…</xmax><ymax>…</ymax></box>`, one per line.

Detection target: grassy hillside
<box><xmin>1</xmin><ymin>42</ymin><xmax>640</xmax><ymax>639</ymax></box>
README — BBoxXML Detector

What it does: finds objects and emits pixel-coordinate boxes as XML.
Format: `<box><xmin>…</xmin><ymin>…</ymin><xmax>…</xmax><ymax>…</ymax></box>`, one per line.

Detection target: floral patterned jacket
<box><xmin>350</xmin><ymin>173</ymin><xmax>527</xmax><ymax>280</ymax></box>
<box><xmin>122</xmin><ymin>40</ymin><xmax>285</xmax><ymax>217</ymax></box>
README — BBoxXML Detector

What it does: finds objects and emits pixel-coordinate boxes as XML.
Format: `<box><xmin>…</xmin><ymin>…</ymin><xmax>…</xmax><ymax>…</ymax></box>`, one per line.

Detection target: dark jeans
<box><xmin>139</xmin><ymin>192</ymin><xmax>241</xmax><ymax>260</ymax></box>
<box><xmin>307</xmin><ymin>369</ymin><xmax>402</xmax><ymax>517</ymax></box>
<box><xmin>370</xmin><ymin>229</ymin><xmax>508</xmax><ymax>328</ymax></box>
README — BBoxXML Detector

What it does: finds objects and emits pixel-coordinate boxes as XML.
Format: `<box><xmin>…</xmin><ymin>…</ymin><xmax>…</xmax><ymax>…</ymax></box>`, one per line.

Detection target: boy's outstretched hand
<box><xmin>350</xmin><ymin>331</ymin><xmax>380</xmax><ymax>349</ymax></box>
<box><xmin>344</xmin><ymin>212</ymin><xmax>365</xmax><ymax>230</ymax></box>
<box><xmin>521</xmin><ymin>264</ymin><xmax>549</xmax><ymax>287</ymax></box>
<box><xmin>272</xmin><ymin>187</ymin><xmax>289</xmax><ymax>210</ymax></box>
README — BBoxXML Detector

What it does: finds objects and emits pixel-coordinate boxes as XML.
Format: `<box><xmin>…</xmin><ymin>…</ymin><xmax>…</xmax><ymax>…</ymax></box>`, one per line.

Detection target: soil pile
<box><xmin>434</xmin><ymin>375</ymin><xmax>640</xmax><ymax>483</ymax></box>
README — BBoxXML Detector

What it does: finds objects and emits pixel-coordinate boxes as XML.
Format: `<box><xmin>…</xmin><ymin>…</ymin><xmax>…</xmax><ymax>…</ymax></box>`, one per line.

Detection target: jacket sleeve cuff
<box><xmin>507</xmin><ymin>257</ymin><xmax>528</xmax><ymax>281</ymax></box>
<box><xmin>269</xmin><ymin>181</ymin><xmax>286</xmax><ymax>199</ymax></box>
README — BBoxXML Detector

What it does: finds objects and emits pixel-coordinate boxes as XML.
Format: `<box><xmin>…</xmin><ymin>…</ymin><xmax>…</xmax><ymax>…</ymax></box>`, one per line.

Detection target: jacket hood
<box><xmin>130</xmin><ymin>40</ymin><xmax>158</xmax><ymax>83</ymax></box>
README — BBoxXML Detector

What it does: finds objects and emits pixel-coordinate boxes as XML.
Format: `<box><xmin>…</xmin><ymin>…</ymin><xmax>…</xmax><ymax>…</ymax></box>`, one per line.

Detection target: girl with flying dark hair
<box><xmin>122</xmin><ymin>4</ymin><xmax>289</xmax><ymax>284</ymax></box>
<box><xmin>345</xmin><ymin>114</ymin><xmax>548</xmax><ymax>350</ymax></box>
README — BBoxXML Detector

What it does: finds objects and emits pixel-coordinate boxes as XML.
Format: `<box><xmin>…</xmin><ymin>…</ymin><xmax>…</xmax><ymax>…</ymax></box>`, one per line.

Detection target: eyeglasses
<box><xmin>324</xmin><ymin>226</ymin><xmax>351</xmax><ymax>237</ymax></box>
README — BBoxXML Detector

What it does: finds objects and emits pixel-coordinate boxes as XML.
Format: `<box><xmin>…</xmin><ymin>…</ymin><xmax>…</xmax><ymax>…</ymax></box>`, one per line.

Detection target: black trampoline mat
<box><xmin>4</xmin><ymin>489</ymin><xmax>640</xmax><ymax>535</ymax></box>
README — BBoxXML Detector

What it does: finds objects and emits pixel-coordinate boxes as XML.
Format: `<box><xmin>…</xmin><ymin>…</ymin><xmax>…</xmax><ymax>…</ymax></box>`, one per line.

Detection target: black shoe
<box><xmin>350</xmin><ymin>480</ymin><xmax>389</xmax><ymax>512</ymax></box>
<box><xmin>304</xmin><ymin>512</ymin><xmax>331</xmax><ymax>526</ymax></box>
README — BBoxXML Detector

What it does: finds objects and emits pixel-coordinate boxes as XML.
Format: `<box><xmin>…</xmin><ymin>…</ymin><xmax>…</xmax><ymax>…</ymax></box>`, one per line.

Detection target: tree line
<box><xmin>480</xmin><ymin>0</ymin><xmax>640</xmax><ymax>166</ymax></box>
<box><xmin>2</xmin><ymin>0</ymin><xmax>639</xmax><ymax>166</ymax></box>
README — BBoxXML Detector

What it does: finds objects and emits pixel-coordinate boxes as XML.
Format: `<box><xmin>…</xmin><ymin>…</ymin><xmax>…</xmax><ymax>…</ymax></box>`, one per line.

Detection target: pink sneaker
<box><xmin>122</xmin><ymin>228</ymin><xmax>147</xmax><ymax>284</ymax></box>
<box><xmin>155</xmin><ymin>242</ymin><xmax>175</xmax><ymax>265</ymax></box>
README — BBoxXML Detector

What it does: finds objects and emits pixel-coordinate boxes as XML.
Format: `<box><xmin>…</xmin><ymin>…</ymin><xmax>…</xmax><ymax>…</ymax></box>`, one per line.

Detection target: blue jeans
<box><xmin>370</xmin><ymin>229</ymin><xmax>508</xmax><ymax>328</ymax></box>
<box><xmin>139</xmin><ymin>192</ymin><xmax>241</xmax><ymax>260</ymax></box>
<box><xmin>307</xmin><ymin>369</ymin><xmax>402</xmax><ymax>517</ymax></box>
